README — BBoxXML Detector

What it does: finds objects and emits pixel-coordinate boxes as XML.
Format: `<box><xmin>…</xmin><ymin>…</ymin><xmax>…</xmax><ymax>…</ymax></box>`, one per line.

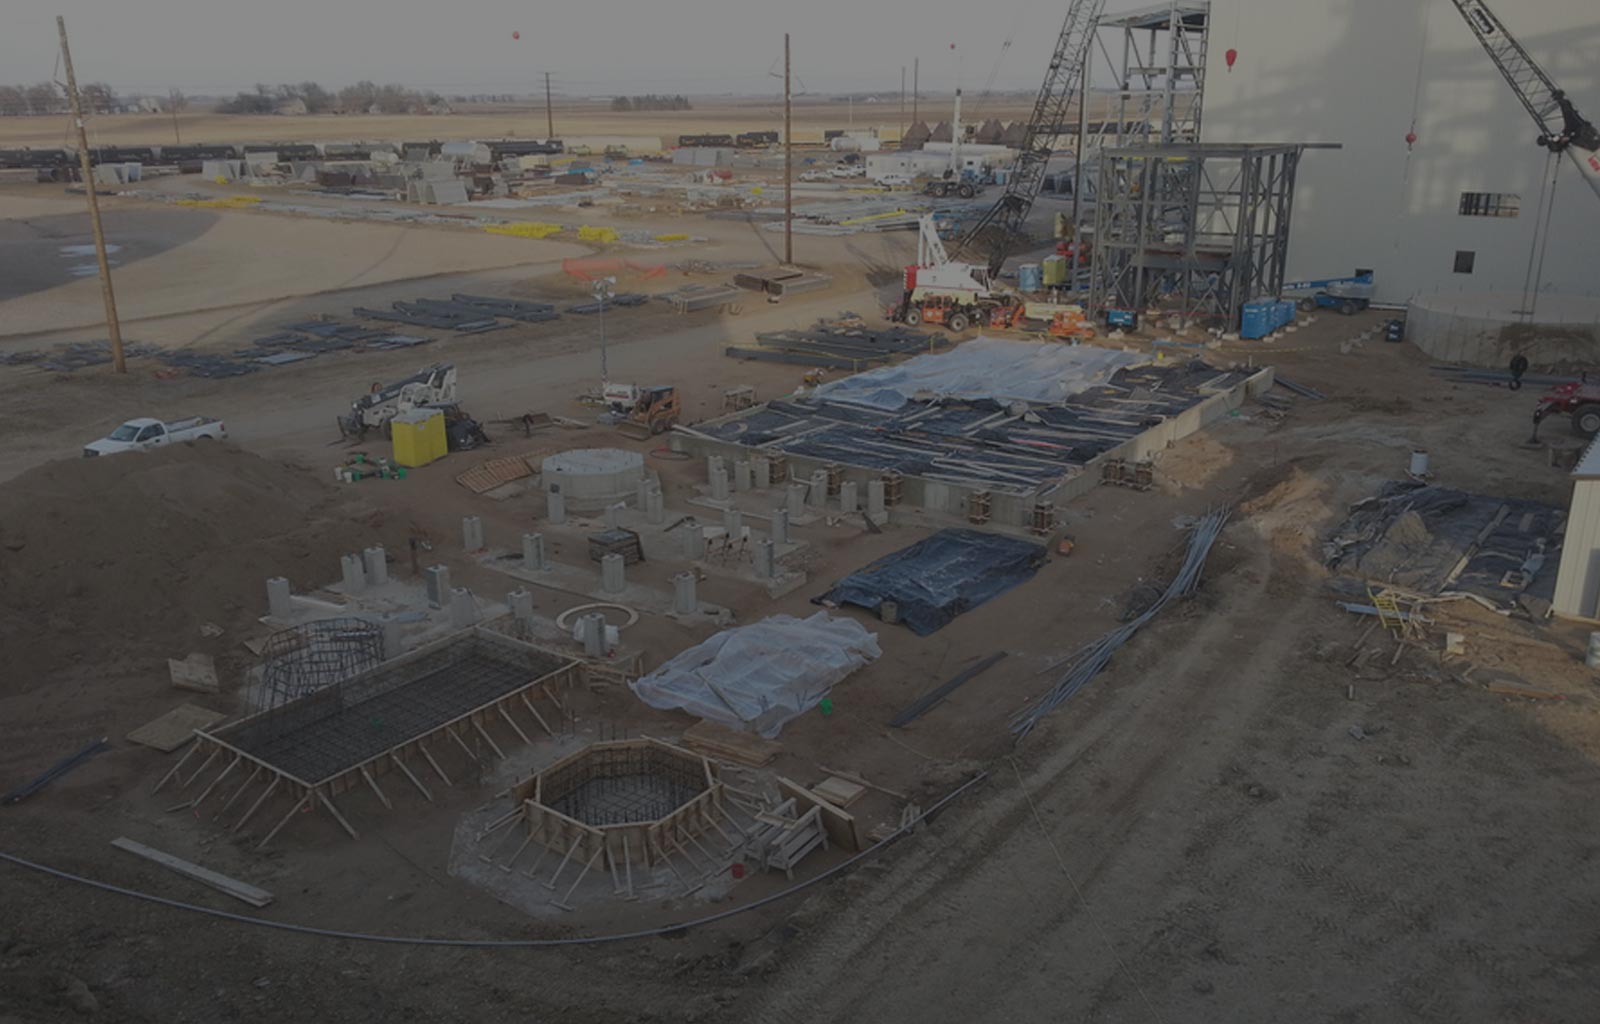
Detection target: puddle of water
<box><xmin>58</xmin><ymin>244</ymin><xmax>122</xmax><ymax>258</ymax></box>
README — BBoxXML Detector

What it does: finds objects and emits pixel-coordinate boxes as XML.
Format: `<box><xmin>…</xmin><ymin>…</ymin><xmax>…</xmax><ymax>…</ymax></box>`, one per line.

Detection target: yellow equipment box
<box><xmin>390</xmin><ymin>408</ymin><xmax>446</xmax><ymax>468</ymax></box>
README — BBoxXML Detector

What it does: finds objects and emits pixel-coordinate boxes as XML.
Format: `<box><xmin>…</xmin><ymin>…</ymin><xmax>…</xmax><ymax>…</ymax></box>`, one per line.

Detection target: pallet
<box><xmin>456</xmin><ymin>454</ymin><xmax>536</xmax><ymax>494</ymax></box>
<box><xmin>682</xmin><ymin>720</ymin><xmax>781</xmax><ymax>767</ymax></box>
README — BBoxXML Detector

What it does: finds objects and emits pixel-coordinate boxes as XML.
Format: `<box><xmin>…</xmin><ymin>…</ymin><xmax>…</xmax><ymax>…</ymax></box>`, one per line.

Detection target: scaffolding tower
<box><xmin>1094</xmin><ymin>1</ymin><xmax>1210</xmax><ymax>150</ymax></box>
<box><xmin>1088</xmin><ymin>143</ymin><xmax>1335</xmax><ymax>327</ymax></box>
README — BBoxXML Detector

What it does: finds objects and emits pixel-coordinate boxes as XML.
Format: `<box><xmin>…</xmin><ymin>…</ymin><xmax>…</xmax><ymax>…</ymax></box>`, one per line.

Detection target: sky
<box><xmin>2</xmin><ymin>0</ymin><xmax>1159</xmax><ymax>98</ymax></box>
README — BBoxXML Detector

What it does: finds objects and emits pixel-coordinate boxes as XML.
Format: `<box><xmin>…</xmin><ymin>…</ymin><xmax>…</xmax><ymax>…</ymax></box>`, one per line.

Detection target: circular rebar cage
<box><xmin>259</xmin><ymin>618</ymin><xmax>385</xmax><ymax>708</ymax></box>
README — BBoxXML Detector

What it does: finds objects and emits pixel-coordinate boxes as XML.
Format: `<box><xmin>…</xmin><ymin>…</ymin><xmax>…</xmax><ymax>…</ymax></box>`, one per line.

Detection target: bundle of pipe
<box><xmin>1010</xmin><ymin>507</ymin><xmax>1232</xmax><ymax>742</ymax></box>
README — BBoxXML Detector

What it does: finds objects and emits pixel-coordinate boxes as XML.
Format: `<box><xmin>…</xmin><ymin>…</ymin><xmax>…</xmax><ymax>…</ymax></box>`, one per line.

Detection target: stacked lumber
<box><xmin>682</xmin><ymin>720</ymin><xmax>781</xmax><ymax>766</ymax></box>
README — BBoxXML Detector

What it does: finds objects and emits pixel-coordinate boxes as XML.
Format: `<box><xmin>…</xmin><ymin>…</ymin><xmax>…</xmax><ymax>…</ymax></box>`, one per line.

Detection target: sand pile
<box><xmin>0</xmin><ymin>444</ymin><xmax>402</xmax><ymax>694</ymax></box>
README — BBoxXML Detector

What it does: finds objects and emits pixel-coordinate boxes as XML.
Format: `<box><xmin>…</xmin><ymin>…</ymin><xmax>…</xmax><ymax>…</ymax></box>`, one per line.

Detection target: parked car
<box><xmin>83</xmin><ymin>416</ymin><xmax>227</xmax><ymax>457</ymax></box>
<box><xmin>799</xmin><ymin>169</ymin><xmax>832</xmax><ymax>182</ymax></box>
<box><xmin>875</xmin><ymin>173</ymin><xmax>915</xmax><ymax>188</ymax></box>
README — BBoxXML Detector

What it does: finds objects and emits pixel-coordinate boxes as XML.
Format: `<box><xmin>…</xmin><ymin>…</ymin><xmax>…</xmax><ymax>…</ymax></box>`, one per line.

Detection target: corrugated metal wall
<box><xmin>1553</xmin><ymin>479</ymin><xmax>1600</xmax><ymax>617</ymax></box>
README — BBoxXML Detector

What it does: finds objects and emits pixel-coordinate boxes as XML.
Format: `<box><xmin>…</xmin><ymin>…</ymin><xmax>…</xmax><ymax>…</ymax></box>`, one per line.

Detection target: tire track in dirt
<box><xmin>743</xmin><ymin>536</ymin><xmax>1313</xmax><ymax>1024</ymax></box>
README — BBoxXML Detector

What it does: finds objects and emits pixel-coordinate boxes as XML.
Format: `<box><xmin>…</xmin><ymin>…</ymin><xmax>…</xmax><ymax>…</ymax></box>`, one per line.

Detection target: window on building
<box><xmin>1453</xmin><ymin>250</ymin><xmax>1476</xmax><ymax>274</ymax></box>
<box><xmin>1459</xmin><ymin>191</ymin><xmax>1520</xmax><ymax>217</ymax></box>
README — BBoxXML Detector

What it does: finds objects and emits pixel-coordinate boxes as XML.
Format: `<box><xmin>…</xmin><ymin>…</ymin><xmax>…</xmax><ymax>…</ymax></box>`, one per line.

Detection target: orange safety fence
<box><xmin>561</xmin><ymin>258</ymin><xmax>668</xmax><ymax>282</ymax></box>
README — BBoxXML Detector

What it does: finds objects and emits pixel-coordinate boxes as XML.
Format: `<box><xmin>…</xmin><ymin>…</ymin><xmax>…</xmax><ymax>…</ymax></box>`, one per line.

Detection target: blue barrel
<box><xmin>1017</xmin><ymin>263</ymin><xmax>1043</xmax><ymax>293</ymax></box>
<box><xmin>1239</xmin><ymin>301</ymin><xmax>1271</xmax><ymax>339</ymax></box>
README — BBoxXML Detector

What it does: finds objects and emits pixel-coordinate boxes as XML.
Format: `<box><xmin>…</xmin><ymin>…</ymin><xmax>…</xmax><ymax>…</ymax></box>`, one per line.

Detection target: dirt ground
<box><xmin>3</xmin><ymin>174</ymin><xmax>1600</xmax><ymax>1023</ymax></box>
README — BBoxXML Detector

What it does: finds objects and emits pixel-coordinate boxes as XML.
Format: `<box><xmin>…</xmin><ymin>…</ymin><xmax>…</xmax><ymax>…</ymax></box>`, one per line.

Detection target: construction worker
<box><xmin>1509</xmin><ymin>353</ymin><xmax>1530</xmax><ymax>391</ymax></box>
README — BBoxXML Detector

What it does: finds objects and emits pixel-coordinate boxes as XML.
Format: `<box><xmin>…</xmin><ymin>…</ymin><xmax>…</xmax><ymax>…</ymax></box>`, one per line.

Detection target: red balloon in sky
<box><xmin>1225</xmin><ymin>48</ymin><xmax>1237</xmax><ymax>69</ymax></box>
<box><xmin>512</xmin><ymin>30</ymin><xmax>521</xmax><ymax>40</ymax></box>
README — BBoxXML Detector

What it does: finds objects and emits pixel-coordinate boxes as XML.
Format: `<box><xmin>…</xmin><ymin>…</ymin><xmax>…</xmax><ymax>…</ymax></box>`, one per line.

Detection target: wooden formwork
<box><xmin>513</xmin><ymin>738</ymin><xmax>730</xmax><ymax>876</ymax></box>
<box><xmin>155</xmin><ymin>628</ymin><xmax>579</xmax><ymax>848</ymax></box>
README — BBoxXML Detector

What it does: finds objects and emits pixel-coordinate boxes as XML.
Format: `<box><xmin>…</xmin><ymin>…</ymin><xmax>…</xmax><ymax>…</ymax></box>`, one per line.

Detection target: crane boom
<box><xmin>1449</xmin><ymin>0</ymin><xmax>1600</xmax><ymax>202</ymax></box>
<box><xmin>956</xmin><ymin>0</ymin><xmax>1108</xmax><ymax>275</ymax></box>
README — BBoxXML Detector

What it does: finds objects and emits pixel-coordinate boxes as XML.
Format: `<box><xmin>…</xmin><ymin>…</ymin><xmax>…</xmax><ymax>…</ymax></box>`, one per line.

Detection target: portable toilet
<box><xmin>1277</xmin><ymin>299</ymin><xmax>1296</xmax><ymax>329</ymax></box>
<box><xmin>1239</xmin><ymin>301</ymin><xmax>1272</xmax><ymax>340</ymax></box>
<box><xmin>1017</xmin><ymin>263</ymin><xmax>1043</xmax><ymax>293</ymax></box>
<box><xmin>391</xmin><ymin>407</ymin><xmax>447</xmax><ymax>468</ymax></box>
<box><xmin>1041</xmin><ymin>255</ymin><xmax>1068</xmax><ymax>287</ymax></box>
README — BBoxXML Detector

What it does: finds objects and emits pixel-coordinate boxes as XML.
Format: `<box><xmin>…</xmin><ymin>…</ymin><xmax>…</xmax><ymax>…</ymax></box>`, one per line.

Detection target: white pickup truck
<box><xmin>82</xmin><ymin>416</ymin><xmax>228</xmax><ymax>457</ymax></box>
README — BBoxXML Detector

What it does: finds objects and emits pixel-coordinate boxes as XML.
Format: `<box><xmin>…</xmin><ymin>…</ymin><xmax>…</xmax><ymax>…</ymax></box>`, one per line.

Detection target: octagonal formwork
<box><xmin>514</xmin><ymin>738</ymin><xmax>723</xmax><ymax>869</ymax></box>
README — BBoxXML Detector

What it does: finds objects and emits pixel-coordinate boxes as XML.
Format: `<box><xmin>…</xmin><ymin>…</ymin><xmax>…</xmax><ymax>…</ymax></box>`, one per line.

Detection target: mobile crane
<box><xmin>1450</xmin><ymin>0</ymin><xmax>1600</xmax><ymax>204</ymax></box>
<box><xmin>954</xmin><ymin>0</ymin><xmax>1107</xmax><ymax>276</ymax></box>
<box><xmin>1447</xmin><ymin>1</ymin><xmax>1600</xmax><ymax>441</ymax></box>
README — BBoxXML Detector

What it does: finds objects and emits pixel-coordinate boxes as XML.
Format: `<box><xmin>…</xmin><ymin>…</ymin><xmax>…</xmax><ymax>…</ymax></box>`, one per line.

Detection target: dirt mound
<box><xmin>0</xmin><ymin>444</ymin><xmax>400</xmax><ymax>694</ymax></box>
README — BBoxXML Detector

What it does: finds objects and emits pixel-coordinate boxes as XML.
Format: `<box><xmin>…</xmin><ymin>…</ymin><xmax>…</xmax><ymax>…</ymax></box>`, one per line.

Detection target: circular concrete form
<box><xmin>1407</xmin><ymin>291</ymin><xmax>1600</xmax><ymax>367</ymax></box>
<box><xmin>553</xmin><ymin>602</ymin><xmax>640</xmax><ymax>631</ymax></box>
<box><xmin>541</xmin><ymin>447</ymin><xmax>645</xmax><ymax>511</ymax></box>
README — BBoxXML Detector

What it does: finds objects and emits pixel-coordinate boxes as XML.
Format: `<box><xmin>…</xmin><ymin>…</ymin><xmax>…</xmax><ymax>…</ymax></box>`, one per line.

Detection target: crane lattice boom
<box><xmin>957</xmin><ymin>0</ymin><xmax>1108</xmax><ymax>274</ymax></box>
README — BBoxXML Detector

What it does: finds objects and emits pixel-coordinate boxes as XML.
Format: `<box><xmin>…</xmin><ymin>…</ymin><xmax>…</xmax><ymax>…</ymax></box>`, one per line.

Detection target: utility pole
<box><xmin>913</xmin><ymin>57</ymin><xmax>919</xmax><ymax>126</ymax></box>
<box><xmin>57</xmin><ymin>16</ymin><xmax>124</xmax><ymax>374</ymax></box>
<box><xmin>544</xmin><ymin>72</ymin><xmax>555</xmax><ymax>139</ymax></box>
<box><xmin>168</xmin><ymin>88</ymin><xmax>182</xmax><ymax>145</ymax></box>
<box><xmin>900</xmin><ymin>66</ymin><xmax>906</xmax><ymax>141</ymax></box>
<box><xmin>784</xmin><ymin>32</ymin><xmax>793</xmax><ymax>266</ymax></box>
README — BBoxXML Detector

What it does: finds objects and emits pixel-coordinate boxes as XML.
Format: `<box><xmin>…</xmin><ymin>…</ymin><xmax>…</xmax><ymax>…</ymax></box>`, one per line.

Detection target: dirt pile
<box><xmin>0</xmin><ymin>444</ymin><xmax>401</xmax><ymax>694</ymax></box>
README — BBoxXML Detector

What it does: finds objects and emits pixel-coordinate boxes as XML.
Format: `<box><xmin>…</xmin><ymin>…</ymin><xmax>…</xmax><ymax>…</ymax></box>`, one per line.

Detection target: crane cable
<box><xmin>1392</xmin><ymin>1</ymin><xmax>1436</xmax><ymax>259</ymax></box>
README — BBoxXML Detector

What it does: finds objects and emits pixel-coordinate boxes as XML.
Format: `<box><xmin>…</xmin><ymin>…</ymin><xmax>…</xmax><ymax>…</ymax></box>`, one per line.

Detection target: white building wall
<box><xmin>1554</xmin><ymin>477</ymin><xmax>1600</xmax><ymax>618</ymax></box>
<box><xmin>1198</xmin><ymin>0</ymin><xmax>1600</xmax><ymax>304</ymax></box>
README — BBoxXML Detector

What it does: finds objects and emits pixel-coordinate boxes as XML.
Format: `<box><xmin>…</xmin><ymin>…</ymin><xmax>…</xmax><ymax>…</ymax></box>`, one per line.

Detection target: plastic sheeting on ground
<box><xmin>815</xmin><ymin>528</ymin><xmax>1048</xmax><ymax>635</ymax></box>
<box><xmin>1323</xmin><ymin>481</ymin><xmax>1563</xmax><ymax>613</ymax></box>
<box><xmin>629</xmin><ymin>612</ymin><xmax>880</xmax><ymax>738</ymax></box>
<box><xmin>810</xmin><ymin>336</ymin><xmax>1145</xmax><ymax>411</ymax></box>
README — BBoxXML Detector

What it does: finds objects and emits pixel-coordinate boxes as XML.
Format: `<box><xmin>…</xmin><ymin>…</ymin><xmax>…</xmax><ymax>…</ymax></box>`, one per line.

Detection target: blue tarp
<box><xmin>815</xmin><ymin>528</ymin><xmax>1047</xmax><ymax>635</ymax></box>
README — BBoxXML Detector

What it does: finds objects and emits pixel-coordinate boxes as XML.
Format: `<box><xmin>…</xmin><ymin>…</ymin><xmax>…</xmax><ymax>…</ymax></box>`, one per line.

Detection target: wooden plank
<box><xmin>682</xmin><ymin>720</ymin><xmax>781</xmax><ymax>767</ymax></box>
<box><xmin>127</xmin><ymin>704</ymin><xmax>227</xmax><ymax>753</ymax></box>
<box><xmin>167</xmin><ymin>653</ymin><xmax>219</xmax><ymax>693</ymax></box>
<box><xmin>777</xmin><ymin>776</ymin><xmax>863</xmax><ymax>852</ymax></box>
<box><xmin>111</xmin><ymin>836</ymin><xmax>274</xmax><ymax>908</ymax></box>
<box><xmin>812</xmin><ymin>776</ymin><xmax>867</xmax><ymax>809</ymax></box>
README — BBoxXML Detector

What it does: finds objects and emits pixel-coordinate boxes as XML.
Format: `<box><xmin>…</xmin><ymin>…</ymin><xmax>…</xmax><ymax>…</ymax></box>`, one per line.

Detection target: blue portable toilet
<box><xmin>1239</xmin><ymin>301</ymin><xmax>1271</xmax><ymax>340</ymax></box>
<box><xmin>1278</xmin><ymin>299</ymin><xmax>1296</xmax><ymax>328</ymax></box>
<box><xmin>1017</xmin><ymin>263</ymin><xmax>1043</xmax><ymax>293</ymax></box>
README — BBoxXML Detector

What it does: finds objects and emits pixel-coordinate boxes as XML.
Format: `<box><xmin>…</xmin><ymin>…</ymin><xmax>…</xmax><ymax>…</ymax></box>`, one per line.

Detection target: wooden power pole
<box><xmin>57</xmin><ymin>16</ymin><xmax>125</xmax><ymax>374</ymax></box>
<box><xmin>784</xmin><ymin>32</ymin><xmax>793</xmax><ymax>266</ymax></box>
<box><xmin>900</xmin><ymin>66</ymin><xmax>906</xmax><ymax>140</ymax></box>
<box><xmin>544</xmin><ymin>72</ymin><xmax>554</xmax><ymax>139</ymax></box>
<box><xmin>913</xmin><ymin>57</ymin><xmax>919</xmax><ymax>126</ymax></box>
<box><xmin>168</xmin><ymin>89</ymin><xmax>182</xmax><ymax>145</ymax></box>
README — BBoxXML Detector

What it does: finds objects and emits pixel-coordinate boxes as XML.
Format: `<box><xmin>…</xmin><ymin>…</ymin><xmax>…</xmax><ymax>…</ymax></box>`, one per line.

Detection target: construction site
<box><xmin>2</xmin><ymin>1</ymin><xmax>1600</xmax><ymax>1021</ymax></box>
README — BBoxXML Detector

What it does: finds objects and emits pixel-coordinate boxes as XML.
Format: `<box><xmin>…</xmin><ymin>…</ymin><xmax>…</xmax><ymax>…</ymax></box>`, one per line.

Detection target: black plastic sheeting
<box><xmin>815</xmin><ymin>528</ymin><xmax>1047</xmax><ymax>635</ymax></box>
<box><xmin>1323</xmin><ymin>481</ymin><xmax>1563</xmax><ymax>613</ymax></box>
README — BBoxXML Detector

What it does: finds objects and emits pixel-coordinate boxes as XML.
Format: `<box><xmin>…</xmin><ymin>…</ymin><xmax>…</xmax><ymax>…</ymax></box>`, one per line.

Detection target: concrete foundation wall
<box><xmin>1408</xmin><ymin>294</ymin><xmax>1600</xmax><ymax>367</ymax></box>
<box><xmin>672</xmin><ymin>367</ymin><xmax>1272</xmax><ymax>529</ymax></box>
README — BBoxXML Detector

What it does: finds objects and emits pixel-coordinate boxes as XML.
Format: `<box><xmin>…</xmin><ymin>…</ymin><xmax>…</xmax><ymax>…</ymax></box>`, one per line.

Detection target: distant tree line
<box><xmin>610</xmin><ymin>94</ymin><xmax>692</xmax><ymax>112</ymax></box>
<box><xmin>0</xmin><ymin>81</ymin><xmax>118</xmax><ymax>116</ymax></box>
<box><xmin>215</xmin><ymin>81</ymin><xmax>445</xmax><ymax>115</ymax></box>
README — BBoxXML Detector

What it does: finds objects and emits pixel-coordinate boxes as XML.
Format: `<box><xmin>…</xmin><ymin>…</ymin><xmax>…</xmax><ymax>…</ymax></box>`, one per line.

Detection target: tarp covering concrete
<box><xmin>811</xmin><ymin>336</ymin><xmax>1144</xmax><ymax>411</ymax></box>
<box><xmin>816</xmin><ymin>528</ymin><xmax>1048</xmax><ymax>635</ymax></box>
<box><xmin>629</xmin><ymin>612</ymin><xmax>880</xmax><ymax>737</ymax></box>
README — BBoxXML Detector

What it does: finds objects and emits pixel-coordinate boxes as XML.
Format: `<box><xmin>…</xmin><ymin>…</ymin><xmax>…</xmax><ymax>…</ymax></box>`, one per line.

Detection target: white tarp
<box><xmin>629</xmin><ymin>612</ymin><xmax>880</xmax><ymax>737</ymax></box>
<box><xmin>812</xmin><ymin>336</ymin><xmax>1145</xmax><ymax>411</ymax></box>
